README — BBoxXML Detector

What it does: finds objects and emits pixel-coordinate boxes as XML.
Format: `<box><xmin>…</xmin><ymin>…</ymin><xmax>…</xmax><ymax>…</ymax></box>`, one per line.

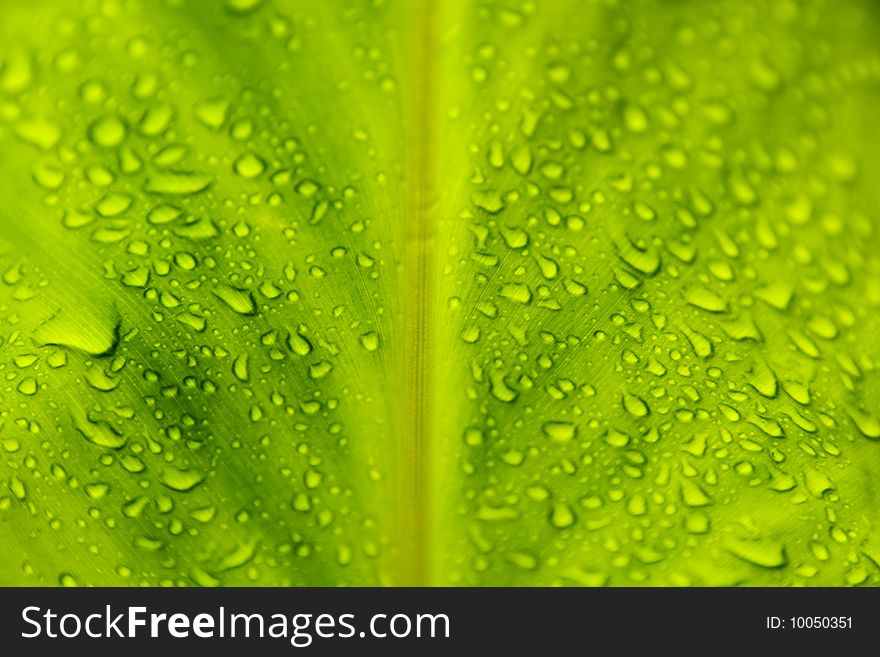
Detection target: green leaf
<box><xmin>1</xmin><ymin>0</ymin><xmax>879</xmax><ymax>587</ymax></box>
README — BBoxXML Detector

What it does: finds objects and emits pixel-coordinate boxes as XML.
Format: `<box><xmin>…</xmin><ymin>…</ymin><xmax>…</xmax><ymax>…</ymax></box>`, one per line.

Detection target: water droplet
<box><xmin>35</xmin><ymin>310</ymin><xmax>119</xmax><ymax>356</ymax></box>
<box><xmin>160</xmin><ymin>467</ymin><xmax>206</xmax><ymax>492</ymax></box>
<box><xmin>214</xmin><ymin>284</ymin><xmax>256</xmax><ymax>315</ymax></box>
<box><xmin>725</xmin><ymin>538</ymin><xmax>787</xmax><ymax>569</ymax></box>
<box><xmin>680</xmin><ymin>479</ymin><xmax>711</xmax><ymax>507</ymax></box>
<box><xmin>754</xmin><ymin>281</ymin><xmax>793</xmax><ymax>310</ymax></box>
<box><xmin>59</xmin><ymin>573</ymin><xmax>79</xmax><ymax>587</ymax></box>
<box><xmin>140</xmin><ymin>104</ymin><xmax>174</xmax><ymax>136</ymax></box>
<box><xmin>604</xmin><ymin>428</ymin><xmax>630</xmax><ymax>448</ymax></box>
<box><xmin>309</xmin><ymin>361</ymin><xmax>333</xmax><ymax>379</ymax></box>
<box><xmin>16</xmin><ymin>378</ymin><xmax>37</xmax><ymax>395</ymax></box>
<box><xmin>623</xmin><ymin>102</ymin><xmax>649</xmax><ymax>133</ymax></box>
<box><xmin>95</xmin><ymin>193</ymin><xmax>132</xmax><ymax>217</ymax></box>
<box><xmin>16</xmin><ymin>119</ymin><xmax>61</xmax><ymax>150</ymax></box>
<box><xmin>622</xmin><ymin>392</ymin><xmax>649</xmax><ymax>417</ymax></box>
<box><xmin>88</xmin><ymin>114</ymin><xmax>126</xmax><ymax>148</ymax></box>
<box><xmin>501</xmin><ymin>226</ymin><xmax>529</xmax><ymax>249</ymax></box>
<box><xmin>85</xmin><ymin>366</ymin><xmax>119</xmax><ymax>392</ymax></box>
<box><xmin>489</xmin><ymin>372</ymin><xmax>518</xmax><ymax>402</ymax></box>
<box><xmin>472</xmin><ymin>190</ymin><xmax>504</xmax><ymax>214</ymax></box>
<box><xmin>804</xmin><ymin>468</ymin><xmax>834</xmax><ymax>498</ymax></box>
<box><xmin>542</xmin><ymin>421</ymin><xmax>576</xmax><ymax>442</ymax></box>
<box><xmin>74</xmin><ymin>413</ymin><xmax>126</xmax><ymax>449</ymax></box>
<box><xmin>226</xmin><ymin>0</ymin><xmax>263</xmax><ymax>14</ymax></box>
<box><xmin>550</xmin><ymin>503</ymin><xmax>576</xmax><ymax>528</ymax></box>
<box><xmin>144</xmin><ymin>172</ymin><xmax>213</xmax><ymax>195</ymax></box>
<box><xmin>684</xmin><ymin>285</ymin><xmax>727</xmax><ymax>312</ymax></box>
<box><xmin>195</xmin><ymin>99</ymin><xmax>229</xmax><ymax>129</ymax></box>
<box><xmin>848</xmin><ymin>408</ymin><xmax>880</xmax><ymax>439</ymax></box>
<box><xmin>359</xmin><ymin>331</ymin><xmax>380</xmax><ymax>352</ymax></box>
<box><xmin>288</xmin><ymin>330</ymin><xmax>313</xmax><ymax>356</ymax></box>
<box><xmin>233</xmin><ymin>152</ymin><xmax>266</xmax><ymax>178</ymax></box>
<box><xmin>500</xmin><ymin>283</ymin><xmax>532</xmax><ymax>304</ymax></box>
<box><xmin>463</xmin><ymin>428</ymin><xmax>483</xmax><ymax>446</ymax></box>
<box><xmin>232</xmin><ymin>354</ymin><xmax>249</xmax><ymax>382</ymax></box>
<box><xmin>507</xmin><ymin>552</ymin><xmax>538</xmax><ymax>571</ymax></box>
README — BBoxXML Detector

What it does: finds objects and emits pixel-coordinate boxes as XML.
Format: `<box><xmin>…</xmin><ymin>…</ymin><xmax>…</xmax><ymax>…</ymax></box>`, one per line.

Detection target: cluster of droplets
<box><xmin>442</xmin><ymin>0</ymin><xmax>880</xmax><ymax>585</ymax></box>
<box><xmin>0</xmin><ymin>0</ymin><xmax>402</xmax><ymax>585</ymax></box>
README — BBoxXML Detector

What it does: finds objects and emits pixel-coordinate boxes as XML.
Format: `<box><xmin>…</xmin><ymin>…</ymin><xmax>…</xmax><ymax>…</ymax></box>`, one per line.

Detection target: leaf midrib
<box><xmin>399</xmin><ymin>0</ymin><xmax>437</xmax><ymax>587</ymax></box>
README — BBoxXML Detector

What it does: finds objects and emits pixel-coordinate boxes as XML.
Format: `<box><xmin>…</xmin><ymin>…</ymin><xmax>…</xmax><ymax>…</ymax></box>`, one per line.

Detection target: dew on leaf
<box><xmin>35</xmin><ymin>310</ymin><xmax>119</xmax><ymax>356</ymax></box>
<box><xmin>85</xmin><ymin>366</ymin><xmax>119</xmax><ymax>392</ymax></box>
<box><xmin>463</xmin><ymin>427</ymin><xmax>483</xmax><ymax>446</ymax></box>
<box><xmin>472</xmin><ymin>190</ymin><xmax>504</xmax><ymax>214</ymax></box>
<box><xmin>848</xmin><ymin>408</ymin><xmax>880</xmax><ymax>439</ymax></box>
<box><xmin>308</xmin><ymin>361</ymin><xmax>333</xmax><ymax>379</ymax></box>
<box><xmin>16</xmin><ymin>378</ymin><xmax>37</xmax><ymax>395</ymax></box>
<box><xmin>160</xmin><ymin>467</ymin><xmax>206</xmax><ymax>492</ymax></box>
<box><xmin>489</xmin><ymin>372</ymin><xmax>518</xmax><ymax>403</ymax></box>
<box><xmin>232</xmin><ymin>354</ymin><xmax>249</xmax><ymax>382</ymax></box>
<box><xmin>15</xmin><ymin>119</ymin><xmax>61</xmax><ymax>150</ymax></box>
<box><xmin>195</xmin><ymin>99</ymin><xmax>230</xmax><ymax>129</ymax></box>
<box><xmin>542</xmin><ymin>421</ymin><xmax>576</xmax><ymax>442</ymax></box>
<box><xmin>173</xmin><ymin>216</ymin><xmax>219</xmax><ymax>240</ymax></box>
<box><xmin>550</xmin><ymin>503</ymin><xmax>576</xmax><ymax>529</ymax></box>
<box><xmin>95</xmin><ymin>193</ymin><xmax>132</xmax><ymax>217</ymax></box>
<box><xmin>288</xmin><ymin>330</ymin><xmax>313</xmax><ymax>356</ymax></box>
<box><xmin>74</xmin><ymin>414</ymin><xmax>126</xmax><ymax>449</ymax></box>
<box><xmin>726</xmin><ymin>538</ymin><xmax>788</xmax><ymax>569</ymax></box>
<box><xmin>359</xmin><ymin>331</ymin><xmax>380</xmax><ymax>352</ymax></box>
<box><xmin>144</xmin><ymin>172</ymin><xmax>213</xmax><ymax>195</ymax></box>
<box><xmin>233</xmin><ymin>152</ymin><xmax>266</xmax><ymax>178</ymax></box>
<box><xmin>140</xmin><ymin>104</ymin><xmax>174</xmax><ymax>136</ymax></box>
<box><xmin>623</xmin><ymin>102</ymin><xmax>648</xmax><ymax>132</ymax></box>
<box><xmin>500</xmin><ymin>283</ymin><xmax>532</xmax><ymax>304</ymax></box>
<box><xmin>214</xmin><ymin>284</ymin><xmax>256</xmax><ymax>315</ymax></box>
<box><xmin>684</xmin><ymin>285</ymin><xmax>727</xmax><ymax>312</ymax></box>
<box><xmin>622</xmin><ymin>393</ymin><xmax>649</xmax><ymax>417</ymax></box>
<box><xmin>88</xmin><ymin>114</ymin><xmax>126</xmax><ymax>148</ymax></box>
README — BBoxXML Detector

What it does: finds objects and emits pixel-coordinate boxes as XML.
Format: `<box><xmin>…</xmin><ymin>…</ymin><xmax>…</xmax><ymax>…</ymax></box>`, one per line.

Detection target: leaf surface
<box><xmin>1</xmin><ymin>0</ymin><xmax>879</xmax><ymax>586</ymax></box>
